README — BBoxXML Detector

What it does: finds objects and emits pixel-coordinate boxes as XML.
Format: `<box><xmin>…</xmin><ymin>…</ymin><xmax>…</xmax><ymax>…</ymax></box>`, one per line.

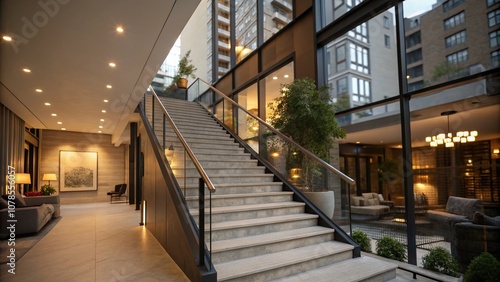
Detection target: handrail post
<box><xmin>198</xmin><ymin>178</ymin><xmax>205</xmax><ymax>267</ymax></box>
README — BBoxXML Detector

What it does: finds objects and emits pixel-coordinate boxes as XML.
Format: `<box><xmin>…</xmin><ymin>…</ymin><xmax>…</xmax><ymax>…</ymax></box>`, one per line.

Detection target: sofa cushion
<box><xmin>446</xmin><ymin>196</ymin><xmax>482</xmax><ymax>220</ymax></box>
<box><xmin>472</xmin><ymin>212</ymin><xmax>500</xmax><ymax>227</ymax></box>
<box><xmin>351</xmin><ymin>196</ymin><xmax>365</xmax><ymax>206</ymax></box>
<box><xmin>362</xmin><ymin>193</ymin><xmax>380</xmax><ymax>205</ymax></box>
<box><xmin>378</xmin><ymin>194</ymin><xmax>385</xmax><ymax>202</ymax></box>
<box><xmin>1</xmin><ymin>191</ymin><xmax>27</xmax><ymax>208</ymax></box>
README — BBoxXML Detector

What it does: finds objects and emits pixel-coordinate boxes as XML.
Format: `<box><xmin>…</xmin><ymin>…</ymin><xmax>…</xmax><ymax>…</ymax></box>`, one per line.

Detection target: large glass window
<box><xmin>492</xmin><ymin>50</ymin><xmax>500</xmax><ymax>67</ymax></box>
<box><xmin>444</xmin><ymin>11</ymin><xmax>465</xmax><ymax>30</ymax></box>
<box><xmin>263</xmin><ymin>0</ymin><xmax>293</xmax><ymax>43</ymax></box>
<box><xmin>351</xmin><ymin>76</ymin><xmax>371</xmax><ymax>105</ymax></box>
<box><xmin>348</xmin><ymin>23</ymin><xmax>368</xmax><ymax>43</ymax></box>
<box><xmin>264</xmin><ymin>62</ymin><xmax>295</xmax><ymax>120</ymax></box>
<box><xmin>489</xmin><ymin>9</ymin><xmax>500</xmax><ymax>27</ymax></box>
<box><xmin>490</xmin><ymin>30</ymin><xmax>500</xmax><ymax>47</ymax></box>
<box><xmin>445</xmin><ymin>30</ymin><xmax>466</xmax><ymax>48</ymax></box>
<box><xmin>447</xmin><ymin>49</ymin><xmax>468</xmax><ymax>64</ymax></box>
<box><xmin>443</xmin><ymin>0</ymin><xmax>464</xmax><ymax>13</ymax></box>
<box><xmin>349</xmin><ymin>43</ymin><xmax>369</xmax><ymax>74</ymax></box>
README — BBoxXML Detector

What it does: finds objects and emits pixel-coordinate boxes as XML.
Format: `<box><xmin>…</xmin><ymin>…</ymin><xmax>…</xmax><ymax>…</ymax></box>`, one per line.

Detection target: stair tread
<box><xmin>211</xmin><ymin>226</ymin><xmax>334</xmax><ymax>253</ymax></box>
<box><xmin>190</xmin><ymin>201</ymin><xmax>304</xmax><ymax>215</ymax></box>
<box><xmin>214</xmin><ymin>241</ymin><xmax>353</xmax><ymax>281</ymax></box>
<box><xmin>185</xmin><ymin>191</ymin><xmax>292</xmax><ymax>200</ymax></box>
<box><xmin>209</xmin><ymin>213</ymin><xmax>318</xmax><ymax>231</ymax></box>
<box><xmin>271</xmin><ymin>256</ymin><xmax>398</xmax><ymax>282</ymax></box>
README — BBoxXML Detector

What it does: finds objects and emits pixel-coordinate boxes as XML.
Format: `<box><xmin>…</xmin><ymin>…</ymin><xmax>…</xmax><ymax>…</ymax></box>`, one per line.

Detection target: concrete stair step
<box><xmin>190</xmin><ymin>202</ymin><xmax>305</xmax><ymax>223</ymax></box>
<box><xmin>210</xmin><ymin>226</ymin><xmax>335</xmax><ymax>264</ymax></box>
<box><xmin>181</xmin><ymin>182</ymin><xmax>284</xmax><ymax>197</ymax></box>
<box><xmin>214</xmin><ymin>241</ymin><xmax>354</xmax><ymax>281</ymax></box>
<box><xmin>166</xmin><ymin>140</ymin><xmax>242</xmax><ymax>151</ymax></box>
<box><xmin>186</xmin><ymin>191</ymin><xmax>293</xmax><ymax>208</ymax></box>
<box><xmin>208</xmin><ymin>214</ymin><xmax>319</xmax><ymax>241</ymax></box>
<box><xmin>174</xmin><ymin>167</ymin><xmax>267</xmax><ymax>177</ymax></box>
<box><xmin>271</xmin><ymin>255</ymin><xmax>398</xmax><ymax>282</ymax></box>
<box><xmin>176</xmin><ymin>174</ymin><xmax>275</xmax><ymax>185</ymax></box>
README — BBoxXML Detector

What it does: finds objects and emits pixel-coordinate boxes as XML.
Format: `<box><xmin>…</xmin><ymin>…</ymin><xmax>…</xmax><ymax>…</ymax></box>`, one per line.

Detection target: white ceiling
<box><xmin>1</xmin><ymin>0</ymin><xmax>200</xmax><ymax>145</ymax></box>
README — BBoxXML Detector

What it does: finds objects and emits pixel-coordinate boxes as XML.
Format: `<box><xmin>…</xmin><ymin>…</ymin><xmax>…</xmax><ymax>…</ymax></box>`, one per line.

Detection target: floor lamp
<box><xmin>15</xmin><ymin>173</ymin><xmax>31</xmax><ymax>195</ymax></box>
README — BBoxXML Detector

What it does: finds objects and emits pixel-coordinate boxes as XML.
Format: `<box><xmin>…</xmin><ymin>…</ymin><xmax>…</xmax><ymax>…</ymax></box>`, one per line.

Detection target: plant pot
<box><xmin>303</xmin><ymin>191</ymin><xmax>334</xmax><ymax>218</ymax></box>
<box><xmin>176</xmin><ymin>78</ymin><xmax>188</xmax><ymax>89</ymax></box>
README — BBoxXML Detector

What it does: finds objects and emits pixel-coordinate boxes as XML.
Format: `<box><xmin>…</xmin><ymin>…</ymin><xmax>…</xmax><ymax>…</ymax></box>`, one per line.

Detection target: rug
<box><xmin>0</xmin><ymin>217</ymin><xmax>61</xmax><ymax>264</ymax></box>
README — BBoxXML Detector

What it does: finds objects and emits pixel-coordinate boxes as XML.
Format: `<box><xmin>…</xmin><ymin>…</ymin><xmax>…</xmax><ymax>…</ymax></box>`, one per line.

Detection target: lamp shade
<box><xmin>15</xmin><ymin>173</ymin><xmax>31</xmax><ymax>184</ymax></box>
<box><xmin>42</xmin><ymin>173</ymin><xmax>57</xmax><ymax>181</ymax></box>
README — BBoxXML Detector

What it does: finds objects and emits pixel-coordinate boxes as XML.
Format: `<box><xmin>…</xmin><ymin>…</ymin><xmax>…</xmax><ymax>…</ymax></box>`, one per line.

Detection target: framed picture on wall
<box><xmin>59</xmin><ymin>151</ymin><xmax>98</xmax><ymax>192</ymax></box>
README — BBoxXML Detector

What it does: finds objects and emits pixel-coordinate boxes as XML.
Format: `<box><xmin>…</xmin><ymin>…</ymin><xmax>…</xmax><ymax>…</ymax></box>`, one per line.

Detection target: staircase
<box><xmin>156</xmin><ymin>97</ymin><xmax>397</xmax><ymax>282</ymax></box>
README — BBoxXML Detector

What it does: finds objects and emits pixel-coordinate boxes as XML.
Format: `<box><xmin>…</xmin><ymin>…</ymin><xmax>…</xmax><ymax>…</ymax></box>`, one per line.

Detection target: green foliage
<box><xmin>40</xmin><ymin>184</ymin><xmax>56</xmax><ymax>195</ymax></box>
<box><xmin>378</xmin><ymin>159</ymin><xmax>399</xmax><ymax>184</ymax></box>
<box><xmin>268</xmin><ymin>78</ymin><xmax>346</xmax><ymax>188</ymax></box>
<box><xmin>430</xmin><ymin>60</ymin><xmax>460</xmax><ymax>83</ymax></box>
<box><xmin>464</xmin><ymin>252</ymin><xmax>500</xmax><ymax>282</ymax></box>
<box><xmin>422</xmin><ymin>246</ymin><xmax>460</xmax><ymax>277</ymax></box>
<box><xmin>376</xmin><ymin>237</ymin><xmax>407</xmax><ymax>262</ymax></box>
<box><xmin>168</xmin><ymin>50</ymin><xmax>197</xmax><ymax>89</ymax></box>
<box><xmin>352</xmin><ymin>230</ymin><xmax>371</xmax><ymax>253</ymax></box>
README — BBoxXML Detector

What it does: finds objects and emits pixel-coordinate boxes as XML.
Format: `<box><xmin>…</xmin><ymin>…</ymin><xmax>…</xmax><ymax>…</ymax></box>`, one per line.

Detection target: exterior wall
<box><xmin>40</xmin><ymin>130</ymin><xmax>126</xmax><ymax>204</ymax></box>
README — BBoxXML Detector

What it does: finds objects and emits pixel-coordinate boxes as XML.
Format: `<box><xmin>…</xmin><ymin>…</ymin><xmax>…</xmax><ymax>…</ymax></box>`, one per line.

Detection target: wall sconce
<box><xmin>140</xmin><ymin>200</ymin><xmax>147</xmax><ymax>226</ymax></box>
<box><xmin>15</xmin><ymin>173</ymin><xmax>31</xmax><ymax>194</ymax></box>
<box><xmin>165</xmin><ymin>143</ymin><xmax>174</xmax><ymax>164</ymax></box>
<box><xmin>290</xmin><ymin>168</ymin><xmax>301</xmax><ymax>180</ymax></box>
<box><xmin>493</xmin><ymin>148</ymin><xmax>499</xmax><ymax>154</ymax></box>
<box><xmin>42</xmin><ymin>173</ymin><xmax>57</xmax><ymax>186</ymax></box>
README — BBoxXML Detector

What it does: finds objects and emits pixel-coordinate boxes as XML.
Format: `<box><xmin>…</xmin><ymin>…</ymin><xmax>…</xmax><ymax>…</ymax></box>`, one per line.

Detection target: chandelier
<box><xmin>425</xmin><ymin>111</ymin><xmax>478</xmax><ymax>148</ymax></box>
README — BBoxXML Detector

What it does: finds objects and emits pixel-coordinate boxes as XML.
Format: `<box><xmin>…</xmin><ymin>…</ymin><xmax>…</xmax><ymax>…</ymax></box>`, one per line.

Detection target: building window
<box><xmin>443</xmin><ymin>0</ymin><xmax>464</xmax><ymax>13</ymax></box>
<box><xmin>445</xmin><ymin>30</ymin><xmax>467</xmax><ymax>48</ymax></box>
<box><xmin>385</xmin><ymin>35</ymin><xmax>391</xmax><ymax>48</ymax></box>
<box><xmin>407</xmin><ymin>49</ymin><xmax>422</xmax><ymax>64</ymax></box>
<box><xmin>407</xmin><ymin>65</ymin><xmax>423</xmax><ymax>78</ymax></box>
<box><xmin>336</xmin><ymin>44</ymin><xmax>347</xmax><ymax>72</ymax></box>
<box><xmin>408</xmin><ymin>81</ymin><xmax>424</xmax><ymax>92</ymax></box>
<box><xmin>351</xmin><ymin>77</ymin><xmax>371</xmax><ymax>104</ymax></box>
<box><xmin>337</xmin><ymin>77</ymin><xmax>348</xmax><ymax>95</ymax></box>
<box><xmin>349</xmin><ymin>43</ymin><xmax>369</xmax><ymax>74</ymax></box>
<box><xmin>444</xmin><ymin>11</ymin><xmax>465</xmax><ymax>30</ymax></box>
<box><xmin>346</xmin><ymin>0</ymin><xmax>362</xmax><ymax>10</ymax></box>
<box><xmin>491</xmin><ymin>30</ymin><xmax>500</xmax><ymax>47</ymax></box>
<box><xmin>406</xmin><ymin>31</ymin><xmax>421</xmax><ymax>48</ymax></box>
<box><xmin>383</xmin><ymin>16</ymin><xmax>390</xmax><ymax>29</ymax></box>
<box><xmin>447</xmin><ymin>49</ymin><xmax>469</xmax><ymax>64</ymax></box>
<box><xmin>488</xmin><ymin>0</ymin><xmax>500</xmax><ymax>7</ymax></box>
<box><xmin>348</xmin><ymin>23</ymin><xmax>368</xmax><ymax>43</ymax></box>
<box><xmin>492</xmin><ymin>50</ymin><xmax>500</xmax><ymax>67</ymax></box>
<box><xmin>489</xmin><ymin>9</ymin><xmax>500</xmax><ymax>27</ymax></box>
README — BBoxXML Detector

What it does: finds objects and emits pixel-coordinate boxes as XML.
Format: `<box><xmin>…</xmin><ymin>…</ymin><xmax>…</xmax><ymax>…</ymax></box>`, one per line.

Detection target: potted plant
<box><xmin>268</xmin><ymin>77</ymin><xmax>346</xmax><ymax>217</ymax></box>
<box><xmin>169</xmin><ymin>50</ymin><xmax>197</xmax><ymax>90</ymax></box>
<box><xmin>40</xmin><ymin>184</ymin><xmax>56</xmax><ymax>195</ymax></box>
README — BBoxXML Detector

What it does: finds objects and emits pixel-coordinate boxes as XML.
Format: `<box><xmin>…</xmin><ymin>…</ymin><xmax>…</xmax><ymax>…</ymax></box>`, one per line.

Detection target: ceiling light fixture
<box><xmin>44</xmin><ymin>102</ymin><xmax>51</xmax><ymax>106</ymax></box>
<box><xmin>51</xmin><ymin>113</ymin><xmax>57</xmax><ymax>116</ymax></box>
<box><xmin>109</xmin><ymin>62</ymin><xmax>116</xmax><ymax>68</ymax></box>
<box><xmin>98</xmin><ymin>125</ymin><xmax>103</xmax><ymax>129</ymax></box>
<box><xmin>100</xmin><ymin>119</ymin><xmax>105</xmax><ymax>122</ymax></box>
<box><xmin>2</xmin><ymin>35</ymin><xmax>12</xmax><ymax>41</ymax></box>
<box><xmin>57</xmin><ymin>122</ymin><xmax>62</xmax><ymax>124</ymax></box>
<box><xmin>106</xmin><ymin>85</ymin><xmax>112</xmax><ymax>89</ymax></box>
<box><xmin>23</xmin><ymin>68</ymin><xmax>31</xmax><ymax>73</ymax></box>
<box><xmin>98</xmin><ymin>130</ymin><xmax>102</xmax><ymax>133</ymax></box>
<box><xmin>103</xmin><ymin>99</ymin><xmax>109</xmax><ymax>103</ymax></box>
<box><xmin>425</xmin><ymin>111</ymin><xmax>478</xmax><ymax>148</ymax></box>
<box><xmin>116</xmin><ymin>26</ymin><xmax>124</xmax><ymax>33</ymax></box>
<box><xmin>273</xmin><ymin>76</ymin><xmax>278</xmax><ymax>80</ymax></box>
<box><xmin>61</xmin><ymin>128</ymin><xmax>66</xmax><ymax>130</ymax></box>
<box><xmin>102</xmin><ymin>110</ymin><xmax>106</xmax><ymax>113</ymax></box>
<box><xmin>284</xmin><ymin>74</ymin><xmax>289</xmax><ymax>78</ymax></box>
<box><xmin>35</xmin><ymin>89</ymin><xmax>43</xmax><ymax>92</ymax></box>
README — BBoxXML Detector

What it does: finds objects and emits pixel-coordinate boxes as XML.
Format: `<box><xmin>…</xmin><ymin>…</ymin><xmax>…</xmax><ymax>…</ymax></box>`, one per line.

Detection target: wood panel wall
<box><xmin>40</xmin><ymin>130</ymin><xmax>127</xmax><ymax>204</ymax></box>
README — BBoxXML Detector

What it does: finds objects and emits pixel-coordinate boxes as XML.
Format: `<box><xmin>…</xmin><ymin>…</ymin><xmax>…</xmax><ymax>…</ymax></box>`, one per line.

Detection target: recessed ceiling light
<box><xmin>273</xmin><ymin>76</ymin><xmax>278</xmax><ymax>80</ymax></box>
<box><xmin>100</xmin><ymin>119</ymin><xmax>105</xmax><ymax>122</ymax></box>
<box><xmin>102</xmin><ymin>110</ymin><xmax>106</xmax><ymax>113</ymax></box>
<box><xmin>61</xmin><ymin>128</ymin><xmax>66</xmax><ymax>131</ymax></box>
<box><xmin>98</xmin><ymin>130</ymin><xmax>102</xmax><ymax>133</ymax></box>
<box><xmin>355</xmin><ymin>141</ymin><xmax>360</xmax><ymax>144</ymax></box>
<box><xmin>98</xmin><ymin>125</ymin><xmax>103</xmax><ymax>129</ymax></box>
<box><xmin>3</xmin><ymin>35</ymin><xmax>12</xmax><ymax>41</ymax></box>
<box><xmin>23</xmin><ymin>68</ymin><xmax>31</xmax><ymax>73</ymax></box>
<box><xmin>109</xmin><ymin>62</ymin><xmax>116</xmax><ymax>68</ymax></box>
<box><xmin>103</xmin><ymin>99</ymin><xmax>109</xmax><ymax>103</ymax></box>
<box><xmin>51</xmin><ymin>113</ymin><xmax>57</xmax><ymax>116</ymax></box>
<box><xmin>44</xmin><ymin>102</ymin><xmax>51</xmax><ymax>106</ymax></box>
<box><xmin>116</xmin><ymin>26</ymin><xmax>124</xmax><ymax>33</ymax></box>
<box><xmin>284</xmin><ymin>74</ymin><xmax>289</xmax><ymax>78</ymax></box>
<box><xmin>106</xmin><ymin>85</ymin><xmax>112</xmax><ymax>89</ymax></box>
<box><xmin>35</xmin><ymin>89</ymin><xmax>43</xmax><ymax>93</ymax></box>
<box><xmin>57</xmin><ymin>121</ymin><xmax>62</xmax><ymax>125</ymax></box>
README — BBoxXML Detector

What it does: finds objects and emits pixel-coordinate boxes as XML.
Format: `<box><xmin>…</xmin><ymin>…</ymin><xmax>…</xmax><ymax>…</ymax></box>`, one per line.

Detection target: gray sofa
<box><xmin>350</xmin><ymin>193</ymin><xmax>391</xmax><ymax>219</ymax></box>
<box><xmin>426</xmin><ymin>196</ymin><xmax>482</xmax><ymax>240</ymax></box>
<box><xmin>0</xmin><ymin>193</ymin><xmax>59</xmax><ymax>239</ymax></box>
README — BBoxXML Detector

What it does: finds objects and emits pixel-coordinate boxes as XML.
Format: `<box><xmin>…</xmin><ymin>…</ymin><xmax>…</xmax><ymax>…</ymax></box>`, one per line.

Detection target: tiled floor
<box><xmin>0</xmin><ymin>203</ymin><xmax>190</xmax><ymax>282</ymax></box>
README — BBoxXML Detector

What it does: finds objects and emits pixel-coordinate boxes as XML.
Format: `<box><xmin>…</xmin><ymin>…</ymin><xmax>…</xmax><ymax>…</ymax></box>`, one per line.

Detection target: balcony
<box><xmin>218</xmin><ymin>15</ymin><xmax>230</xmax><ymax>25</ymax></box>
<box><xmin>218</xmin><ymin>27</ymin><xmax>230</xmax><ymax>38</ymax></box>
<box><xmin>218</xmin><ymin>54</ymin><xmax>230</xmax><ymax>63</ymax></box>
<box><xmin>218</xmin><ymin>40</ymin><xmax>230</xmax><ymax>50</ymax></box>
<box><xmin>271</xmin><ymin>0</ymin><xmax>292</xmax><ymax>13</ymax></box>
<box><xmin>272</xmin><ymin>11</ymin><xmax>290</xmax><ymax>25</ymax></box>
<box><xmin>217</xmin><ymin>2</ymin><xmax>230</xmax><ymax>13</ymax></box>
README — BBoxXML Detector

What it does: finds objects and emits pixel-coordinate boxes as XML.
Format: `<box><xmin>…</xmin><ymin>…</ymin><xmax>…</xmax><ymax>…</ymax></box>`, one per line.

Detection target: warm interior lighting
<box><xmin>23</xmin><ymin>68</ymin><xmax>31</xmax><ymax>73</ymax></box>
<box><xmin>116</xmin><ymin>26</ymin><xmax>124</xmax><ymax>33</ymax></box>
<box><xmin>98</xmin><ymin>130</ymin><xmax>102</xmax><ymax>133</ymax></box>
<box><xmin>3</xmin><ymin>35</ymin><xmax>12</xmax><ymax>41</ymax></box>
<box><xmin>61</xmin><ymin>128</ymin><xmax>66</xmax><ymax>130</ymax></box>
<box><xmin>494</xmin><ymin>149</ymin><xmax>500</xmax><ymax>154</ymax></box>
<box><xmin>15</xmin><ymin>173</ymin><xmax>31</xmax><ymax>194</ymax></box>
<box><xmin>42</xmin><ymin>173</ymin><xmax>57</xmax><ymax>186</ymax></box>
<box><xmin>51</xmin><ymin>113</ymin><xmax>57</xmax><ymax>116</ymax></box>
<box><xmin>102</xmin><ymin>110</ymin><xmax>106</xmax><ymax>113</ymax></box>
<box><xmin>35</xmin><ymin>89</ymin><xmax>43</xmax><ymax>92</ymax></box>
<box><xmin>109</xmin><ymin>62</ymin><xmax>116</xmax><ymax>67</ymax></box>
<box><xmin>271</xmin><ymin>152</ymin><xmax>279</xmax><ymax>157</ymax></box>
<box><xmin>44</xmin><ymin>102</ymin><xmax>51</xmax><ymax>106</ymax></box>
<box><xmin>140</xmin><ymin>200</ymin><xmax>147</xmax><ymax>226</ymax></box>
<box><xmin>100</xmin><ymin>119</ymin><xmax>105</xmax><ymax>122</ymax></box>
<box><xmin>165</xmin><ymin>143</ymin><xmax>174</xmax><ymax>165</ymax></box>
<box><xmin>290</xmin><ymin>168</ymin><xmax>301</xmax><ymax>180</ymax></box>
<box><xmin>98</xmin><ymin>125</ymin><xmax>103</xmax><ymax>128</ymax></box>
<box><xmin>106</xmin><ymin>85</ymin><xmax>112</xmax><ymax>89</ymax></box>
<box><xmin>425</xmin><ymin>111</ymin><xmax>478</xmax><ymax>148</ymax></box>
<box><xmin>284</xmin><ymin>74</ymin><xmax>289</xmax><ymax>78</ymax></box>
<box><xmin>103</xmin><ymin>99</ymin><xmax>109</xmax><ymax>103</ymax></box>
<box><xmin>57</xmin><ymin>121</ymin><xmax>62</xmax><ymax>124</ymax></box>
